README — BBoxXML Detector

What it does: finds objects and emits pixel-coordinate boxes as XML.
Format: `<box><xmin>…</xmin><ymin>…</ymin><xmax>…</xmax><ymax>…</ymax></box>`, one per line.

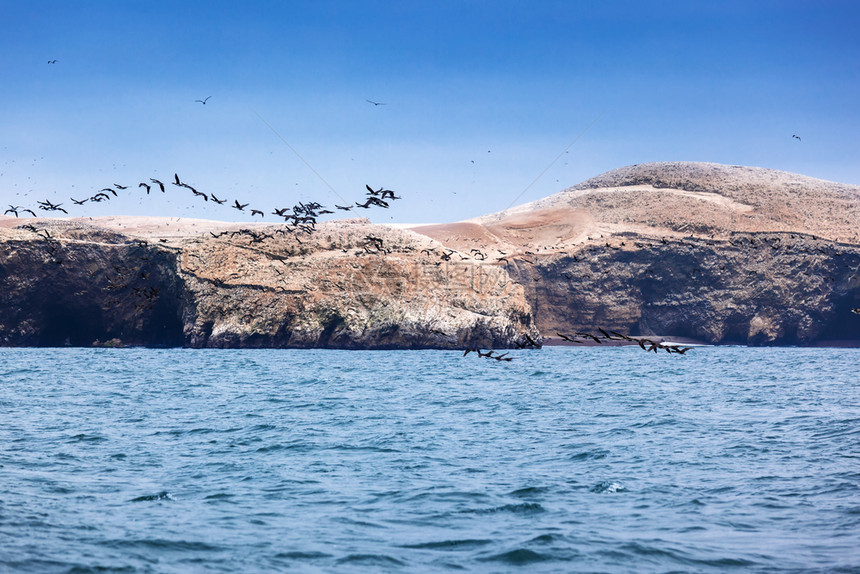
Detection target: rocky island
<box><xmin>2</xmin><ymin>162</ymin><xmax>858</xmax><ymax>347</ymax></box>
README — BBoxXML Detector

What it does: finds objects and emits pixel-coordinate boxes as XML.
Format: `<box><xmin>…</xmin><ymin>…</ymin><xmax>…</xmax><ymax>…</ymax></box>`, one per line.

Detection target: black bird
<box><xmin>195</xmin><ymin>96</ymin><xmax>212</xmax><ymax>105</ymax></box>
<box><xmin>355</xmin><ymin>197</ymin><xmax>389</xmax><ymax>209</ymax></box>
<box><xmin>366</xmin><ymin>99</ymin><xmax>385</xmax><ymax>106</ymax></box>
<box><xmin>5</xmin><ymin>205</ymin><xmax>21</xmax><ymax>217</ymax></box>
<box><xmin>792</xmin><ymin>134</ymin><xmax>801</xmax><ymax>141</ymax></box>
<box><xmin>92</xmin><ymin>192</ymin><xmax>111</xmax><ymax>201</ymax></box>
<box><xmin>38</xmin><ymin>200</ymin><xmax>68</xmax><ymax>214</ymax></box>
<box><xmin>191</xmin><ymin>189</ymin><xmax>208</xmax><ymax>201</ymax></box>
<box><xmin>250</xmin><ymin>209</ymin><xmax>264</xmax><ymax>218</ymax></box>
<box><xmin>575</xmin><ymin>332</ymin><xmax>603</xmax><ymax>344</ymax></box>
<box><xmin>210</xmin><ymin>194</ymin><xmax>226</xmax><ymax>205</ymax></box>
<box><xmin>233</xmin><ymin>200</ymin><xmax>248</xmax><ymax>211</ymax></box>
<box><xmin>174</xmin><ymin>173</ymin><xmax>181</xmax><ymax>185</ymax></box>
<box><xmin>101</xmin><ymin>187</ymin><xmax>118</xmax><ymax>196</ymax></box>
<box><xmin>48</xmin><ymin>60</ymin><xmax>57</xmax><ymax>64</ymax></box>
<box><xmin>272</xmin><ymin>207</ymin><xmax>288</xmax><ymax>217</ymax></box>
<box><xmin>335</xmin><ymin>204</ymin><xmax>353</xmax><ymax>211</ymax></box>
<box><xmin>150</xmin><ymin>178</ymin><xmax>165</xmax><ymax>192</ymax></box>
<box><xmin>114</xmin><ymin>183</ymin><xmax>128</xmax><ymax>190</ymax></box>
<box><xmin>71</xmin><ymin>197</ymin><xmax>89</xmax><ymax>205</ymax></box>
<box><xmin>139</xmin><ymin>183</ymin><xmax>151</xmax><ymax>194</ymax></box>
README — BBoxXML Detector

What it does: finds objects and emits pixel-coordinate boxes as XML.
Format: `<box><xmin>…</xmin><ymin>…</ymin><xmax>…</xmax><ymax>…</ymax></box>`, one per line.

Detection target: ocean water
<box><xmin>0</xmin><ymin>347</ymin><xmax>858</xmax><ymax>573</ymax></box>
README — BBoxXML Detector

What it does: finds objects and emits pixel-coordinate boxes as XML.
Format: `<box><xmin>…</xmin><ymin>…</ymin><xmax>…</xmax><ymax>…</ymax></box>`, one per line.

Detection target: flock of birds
<box><xmin>5</xmin><ymin>174</ymin><xmax>399</xmax><ymax>230</ymax></box>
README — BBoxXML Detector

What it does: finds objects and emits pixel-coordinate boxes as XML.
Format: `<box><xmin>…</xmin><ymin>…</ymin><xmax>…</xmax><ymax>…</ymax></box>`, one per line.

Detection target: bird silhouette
<box><xmin>233</xmin><ymin>200</ymin><xmax>248</xmax><ymax>211</ymax></box>
<box><xmin>195</xmin><ymin>96</ymin><xmax>212</xmax><ymax>105</ymax></box>
<box><xmin>366</xmin><ymin>99</ymin><xmax>386</xmax><ymax>106</ymax></box>
<box><xmin>37</xmin><ymin>200</ymin><xmax>67</xmax><ymax>214</ymax></box>
<box><xmin>250</xmin><ymin>209</ymin><xmax>264</xmax><ymax>217</ymax></box>
<box><xmin>150</xmin><ymin>178</ymin><xmax>165</xmax><ymax>192</ymax></box>
<box><xmin>70</xmin><ymin>197</ymin><xmax>89</xmax><ymax>205</ymax></box>
<box><xmin>138</xmin><ymin>183</ymin><xmax>151</xmax><ymax>194</ymax></box>
<box><xmin>792</xmin><ymin>134</ymin><xmax>801</xmax><ymax>141</ymax></box>
<box><xmin>191</xmin><ymin>189</ymin><xmax>208</xmax><ymax>201</ymax></box>
<box><xmin>210</xmin><ymin>194</ymin><xmax>227</xmax><ymax>205</ymax></box>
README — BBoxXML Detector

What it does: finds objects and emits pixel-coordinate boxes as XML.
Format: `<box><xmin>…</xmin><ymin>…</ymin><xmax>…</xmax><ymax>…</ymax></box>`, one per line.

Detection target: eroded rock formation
<box><xmin>2</xmin><ymin>162</ymin><xmax>858</xmax><ymax>347</ymax></box>
<box><xmin>0</xmin><ymin>219</ymin><xmax>537</xmax><ymax>348</ymax></box>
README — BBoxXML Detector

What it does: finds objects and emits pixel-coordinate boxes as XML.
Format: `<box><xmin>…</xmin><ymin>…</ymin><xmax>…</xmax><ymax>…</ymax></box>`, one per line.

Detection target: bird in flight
<box><xmin>210</xmin><ymin>194</ymin><xmax>227</xmax><ymax>205</ymax></box>
<box><xmin>47</xmin><ymin>60</ymin><xmax>57</xmax><ymax>64</ymax></box>
<box><xmin>792</xmin><ymin>134</ymin><xmax>801</xmax><ymax>141</ymax></box>
<box><xmin>150</xmin><ymin>178</ymin><xmax>165</xmax><ymax>192</ymax></box>
<box><xmin>250</xmin><ymin>209</ymin><xmax>264</xmax><ymax>218</ymax></box>
<box><xmin>195</xmin><ymin>96</ymin><xmax>212</xmax><ymax>105</ymax></box>
<box><xmin>366</xmin><ymin>99</ymin><xmax>386</xmax><ymax>106</ymax></box>
<box><xmin>37</xmin><ymin>199</ymin><xmax>68</xmax><ymax>214</ymax></box>
<box><xmin>232</xmin><ymin>200</ymin><xmax>248</xmax><ymax>211</ymax></box>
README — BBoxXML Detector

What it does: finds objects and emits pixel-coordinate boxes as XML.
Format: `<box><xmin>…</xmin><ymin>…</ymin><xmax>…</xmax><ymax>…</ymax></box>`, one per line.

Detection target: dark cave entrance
<box><xmin>40</xmin><ymin>303</ymin><xmax>106</xmax><ymax>347</ymax></box>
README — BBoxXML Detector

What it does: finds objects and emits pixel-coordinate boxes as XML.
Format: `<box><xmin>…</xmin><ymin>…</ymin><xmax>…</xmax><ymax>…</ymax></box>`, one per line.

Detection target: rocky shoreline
<box><xmin>2</xmin><ymin>162</ymin><xmax>858</xmax><ymax>348</ymax></box>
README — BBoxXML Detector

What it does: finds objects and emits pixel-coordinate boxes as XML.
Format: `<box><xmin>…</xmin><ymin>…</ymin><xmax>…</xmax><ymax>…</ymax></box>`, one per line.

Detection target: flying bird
<box><xmin>138</xmin><ymin>183</ymin><xmax>151</xmax><ymax>194</ymax></box>
<box><xmin>792</xmin><ymin>134</ymin><xmax>801</xmax><ymax>141</ymax></box>
<box><xmin>191</xmin><ymin>189</ymin><xmax>208</xmax><ymax>201</ymax></box>
<box><xmin>37</xmin><ymin>200</ymin><xmax>68</xmax><ymax>214</ymax></box>
<box><xmin>210</xmin><ymin>194</ymin><xmax>226</xmax><ymax>205</ymax></box>
<box><xmin>250</xmin><ymin>209</ymin><xmax>264</xmax><ymax>218</ymax></box>
<box><xmin>47</xmin><ymin>60</ymin><xmax>57</xmax><ymax>64</ymax></box>
<box><xmin>150</xmin><ymin>178</ymin><xmax>165</xmax><ymax>192</ymax></box>
<box><xmin>232</xmin><ymin>200</ymin><xmax>248</xmax><ymax>211</ymax></box>
<box><xmin>70</xmin><ymin>197</ymin><xmax>89</xmax><ymax>205</ymax></box>
<box><xmin>114</xmin><ymin>183</ymin><xmax>128</xmax><ymax>190</ymax></box>
<box><xmin>195</xmin><ymin>96</ymin><xmax>211</xmax><ymax>105</ymax></box>
<box><xmin>366</xmin><ymin>99</ymin><xmax>386</xmax><ymax>106</ymax></box>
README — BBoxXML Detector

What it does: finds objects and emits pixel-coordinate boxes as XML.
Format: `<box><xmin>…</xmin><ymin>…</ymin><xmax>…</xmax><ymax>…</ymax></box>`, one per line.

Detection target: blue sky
<box><xmin>2</xmin><ymin>1</ymin><xmax>858</xmax><ymax>223</ymax></box>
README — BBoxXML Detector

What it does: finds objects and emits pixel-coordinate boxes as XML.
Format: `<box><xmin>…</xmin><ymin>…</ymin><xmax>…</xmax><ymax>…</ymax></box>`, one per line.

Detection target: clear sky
<box><xmin>2</xmin><ymin>0</ymin><xmax>858</xmax><ymax>224</ymax></box>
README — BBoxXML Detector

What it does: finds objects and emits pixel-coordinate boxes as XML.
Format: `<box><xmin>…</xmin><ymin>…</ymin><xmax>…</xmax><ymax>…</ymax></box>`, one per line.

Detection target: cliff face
<box><xmin>505</xmin><ymin>233</ymin><xmax>860</xmax><ymax>345</ymax></box>
<box><xmin>0</xmin><ymin>219</ymin><xmax>537</xmax><ymax>348</ymax></box>
<box><xmin>0</xmin><ymin>222</ymin><xmax>184</xmax><ymax>347</ymax></box>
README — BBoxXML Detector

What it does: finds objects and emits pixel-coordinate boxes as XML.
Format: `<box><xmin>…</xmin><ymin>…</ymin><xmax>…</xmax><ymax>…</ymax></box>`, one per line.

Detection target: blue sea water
<box><xmin>0</xmin><ymin>347</ymin><xmax>858</xmax><ymax>573</ymax></box>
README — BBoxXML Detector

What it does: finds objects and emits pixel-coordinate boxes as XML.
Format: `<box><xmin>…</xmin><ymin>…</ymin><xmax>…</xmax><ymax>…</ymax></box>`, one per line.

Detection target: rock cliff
<box><xmin>2</xmin><ymin>162</ymin><xmax>858</xmax><ymax>347</ymax></box>
<box><xmin>0</xmin><ymin>218</ymin><xmax>537</xmax><ymax>348</ymax></box>
<box><xmin>411</xmin><ymin>162</ymin><xmax>860</xmax><ymax>345</ymax></box>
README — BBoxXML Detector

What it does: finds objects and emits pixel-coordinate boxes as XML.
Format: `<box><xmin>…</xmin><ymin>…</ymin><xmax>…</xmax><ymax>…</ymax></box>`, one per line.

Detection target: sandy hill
<box><xmin>411</xmin><ymin>162</ymin><xmax>860</xmax><ymax>345</ymax></box>
<box><xmin>412</xmin><ymin>162</ymin><xmax>860</xmax><ymax>257</ymax></box>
